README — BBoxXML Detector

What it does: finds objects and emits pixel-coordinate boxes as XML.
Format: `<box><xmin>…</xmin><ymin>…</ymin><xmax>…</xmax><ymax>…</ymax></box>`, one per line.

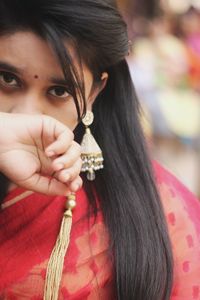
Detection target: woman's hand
<box><xmin>0</xmin><ymin>113</ymin><xmax>82</xmax><ymax>196</ymax></box>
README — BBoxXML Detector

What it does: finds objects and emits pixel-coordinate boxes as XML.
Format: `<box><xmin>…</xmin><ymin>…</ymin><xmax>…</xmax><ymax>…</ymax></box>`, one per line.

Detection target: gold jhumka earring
<box><xmin>80</xmin><ymin>111</ymin><xmax>104</xmax><ymax>180</ymax></box>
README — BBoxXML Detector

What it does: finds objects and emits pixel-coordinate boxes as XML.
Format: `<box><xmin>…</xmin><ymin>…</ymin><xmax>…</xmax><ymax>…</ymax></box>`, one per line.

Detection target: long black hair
<box><xmin>0</xmin><ymin>1</ymin><xmax>173</xmax><ymax>299</ymax></box>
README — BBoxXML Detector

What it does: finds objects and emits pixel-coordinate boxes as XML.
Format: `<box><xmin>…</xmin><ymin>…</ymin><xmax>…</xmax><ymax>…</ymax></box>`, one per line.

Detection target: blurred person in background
<box><xmin>0</xmin><ymin>1</ymin><xmax>200</xmax><ymax>300</ymax></box>
<box><xmin>125</xmin><ymin>0</ymin><xmax>200</xmax><ymax>198</ymax></box>
<box><xmin>177</xmin><ymin>7</ymin><xmax>200</xmax><ymax>91</ymax></box>
<box><xmin>127</xmin><ymin>16</ymin><xmax>189</xmax><ymax>137</ymax></box>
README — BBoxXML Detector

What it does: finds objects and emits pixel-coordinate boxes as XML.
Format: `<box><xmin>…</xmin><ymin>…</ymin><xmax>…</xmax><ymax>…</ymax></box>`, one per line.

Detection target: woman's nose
<box><xmin>12</xmin><ymin>93</ymin><xmax>45</xmax><ymax>115</ymax></box>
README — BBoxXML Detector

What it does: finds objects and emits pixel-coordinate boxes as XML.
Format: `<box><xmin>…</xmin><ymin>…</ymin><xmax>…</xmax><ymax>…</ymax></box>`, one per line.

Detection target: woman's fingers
<box><xmin>52</xmin><ymin>142</ymin><xmax>82</xmax><ymax>171</ymax></box>
<box><xmin>40</xmin><ymin>116</ymin><xmax>83</xmax><ymax>193</ymax></box>
<box><xmin>68</xmin><ymin>176</ymin><xmax>83</xmax><ymax>193</ymax></box>
<box><xmin>53</xmin><ymin>154</ymin><xmax>83</xmax><ymax>193</ymax></box>
<box><xmin>54</xmin><ymin>158</ymin><xmax>83</xmax><ymax>191</ymax></box>
<box><xmin>56</xmin><ymin>158</ymin><xmax>82</xmax><ymax>182</ymax></box>
<box><xmin>45</xmin><ymin>127</ymin><xmax>74</xmax><ymax>157</ymax></box>
<box><xmin>19</xmin><ymin>173</ymin><xmax>72</xmax><ymax>196</ymax></box>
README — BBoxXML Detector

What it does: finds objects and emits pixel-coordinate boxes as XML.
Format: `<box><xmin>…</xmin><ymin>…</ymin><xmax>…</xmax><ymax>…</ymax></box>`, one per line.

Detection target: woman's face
<box><xmin>0</xmin><ymin>31</ymin><xmax>103</xmax><ymax>130</ymax></box>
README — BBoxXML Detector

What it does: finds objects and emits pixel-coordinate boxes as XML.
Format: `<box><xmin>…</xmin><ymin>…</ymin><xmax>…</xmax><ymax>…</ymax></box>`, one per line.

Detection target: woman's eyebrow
<box><xmin>0</xmin><ymin>61</ymin><xmax>22</xmax><ymax>74</ymax></box>
<box><xmin>49</xmin><ymin>76</ymin><xmax>70</xmax><ymax>86</ymax></box>
<box><xmin>49</xmin><ymin>77</ymin><xmax>79</xmax><ymax>89</ymax></box>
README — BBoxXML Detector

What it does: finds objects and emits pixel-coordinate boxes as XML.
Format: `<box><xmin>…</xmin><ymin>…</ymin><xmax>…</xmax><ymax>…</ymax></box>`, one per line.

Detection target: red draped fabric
<box><xmin>0</xmin><ymin>161</ymin><xmax>200</xmax><ymax>299</ymax></box>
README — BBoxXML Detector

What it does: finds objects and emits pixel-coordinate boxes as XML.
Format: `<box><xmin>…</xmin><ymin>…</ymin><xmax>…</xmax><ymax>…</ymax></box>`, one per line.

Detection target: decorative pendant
<box><xmin>80</xmin><ymin>111</ymin><xmax>104</xmax><ymax>180</ymax></box>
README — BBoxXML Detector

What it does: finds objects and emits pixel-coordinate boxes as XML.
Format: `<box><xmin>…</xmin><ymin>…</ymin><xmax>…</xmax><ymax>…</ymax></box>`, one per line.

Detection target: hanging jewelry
<box><xmin>44</xmin><ymin>193</ymin><xmax>76</xmax><ymax>300</ymax></box>
<box><xmin>80</xmin><ymin>111</ymin><xmax>104</xmax><ymax>181</ymax></box>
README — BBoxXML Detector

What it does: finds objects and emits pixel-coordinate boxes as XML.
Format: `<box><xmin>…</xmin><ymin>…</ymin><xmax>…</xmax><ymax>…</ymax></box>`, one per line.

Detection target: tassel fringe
<box><xmin>44</xmin><ymin>195</ymin><xmax>76</xmax><ymax>300</ymax></box>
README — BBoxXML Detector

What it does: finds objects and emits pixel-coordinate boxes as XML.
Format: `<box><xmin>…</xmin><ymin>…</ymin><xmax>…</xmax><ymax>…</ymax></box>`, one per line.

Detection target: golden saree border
<box><xmin>1</xmin><ymin>191</ymin><xmax>33</xmax><ymax>210</ymax></box>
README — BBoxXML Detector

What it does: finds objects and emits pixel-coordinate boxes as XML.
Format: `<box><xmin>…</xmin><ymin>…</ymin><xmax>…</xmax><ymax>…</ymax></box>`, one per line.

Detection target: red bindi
<box><xmin>34</xmin><ymin>75</ymin><xmax>39</xmax><ymax>79</ymax></box>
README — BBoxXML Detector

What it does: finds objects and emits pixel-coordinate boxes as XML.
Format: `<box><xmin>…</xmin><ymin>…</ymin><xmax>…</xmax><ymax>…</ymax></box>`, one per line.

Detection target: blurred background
<box><xmin>118</xmin><ymin>0</ymin><xmax>200</xmax><ymax>197</ymax></box>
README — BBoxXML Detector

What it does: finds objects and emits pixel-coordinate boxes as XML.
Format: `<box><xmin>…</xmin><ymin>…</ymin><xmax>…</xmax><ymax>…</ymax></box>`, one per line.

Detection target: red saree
<box><xmin>0</xmin><ymin>161</ymin><xmax>200</xmax><ymax>299</ymax></box>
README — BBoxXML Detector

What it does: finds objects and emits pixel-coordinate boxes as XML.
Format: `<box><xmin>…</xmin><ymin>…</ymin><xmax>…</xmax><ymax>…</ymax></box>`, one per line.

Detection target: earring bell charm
<box><xmin>80</xmin><ymin>111</ymin><xmax>104</xmax><ymax>181</ymax></box>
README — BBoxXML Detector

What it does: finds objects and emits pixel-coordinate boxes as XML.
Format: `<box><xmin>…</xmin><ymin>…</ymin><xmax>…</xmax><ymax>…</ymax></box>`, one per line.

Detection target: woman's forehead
<box><xmin>0</xmin><ymin>31</ymin><xmax>65</xmax><ymax>79</ymax></box>
<box><xmin>0</xmin><ymin>31</ymin><xmax>93</xmax><ymax>85</ymax></box>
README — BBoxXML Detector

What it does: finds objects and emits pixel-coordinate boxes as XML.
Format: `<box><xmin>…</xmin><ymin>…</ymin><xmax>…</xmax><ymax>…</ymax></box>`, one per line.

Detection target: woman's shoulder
<box><xmin>153</xmin><ymin>160</ymin><xmax>200</xmax><ymax>300</ymax></box>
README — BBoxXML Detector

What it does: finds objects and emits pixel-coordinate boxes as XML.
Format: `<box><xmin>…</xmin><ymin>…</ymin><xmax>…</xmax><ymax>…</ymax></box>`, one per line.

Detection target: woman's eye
<box><xmin>0</xmin><ymin>72</ymin><xmax>19</xmax><ymax>87</ymax></box>
<box><xmin>49</xmin><ymin>86</ymin><xmax>70</xmax><ymax>98</ymax></box>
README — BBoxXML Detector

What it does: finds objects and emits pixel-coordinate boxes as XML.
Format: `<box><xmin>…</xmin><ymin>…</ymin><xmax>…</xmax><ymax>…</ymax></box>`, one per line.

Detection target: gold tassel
<box><xmin>44</xmin><ymin>194</ymin><xmax>76</xmax><ymax>300</ymax></box>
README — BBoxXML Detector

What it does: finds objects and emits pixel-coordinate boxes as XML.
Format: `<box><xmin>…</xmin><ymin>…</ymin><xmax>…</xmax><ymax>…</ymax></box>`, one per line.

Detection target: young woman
<box><xmin>0</xmin><ymin>1</ymin><xmax>200</xmax><ymax>299</ymax></box>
